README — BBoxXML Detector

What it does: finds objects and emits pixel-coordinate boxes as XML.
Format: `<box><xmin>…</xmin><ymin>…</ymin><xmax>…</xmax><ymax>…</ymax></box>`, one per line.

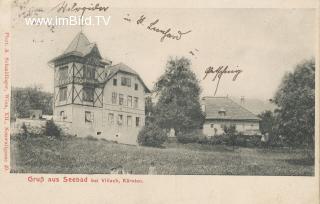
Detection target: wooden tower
<box><xmin>49</xmin><ymin>32</ymin><xmax>111</xmax><ymax>110</ymax></box>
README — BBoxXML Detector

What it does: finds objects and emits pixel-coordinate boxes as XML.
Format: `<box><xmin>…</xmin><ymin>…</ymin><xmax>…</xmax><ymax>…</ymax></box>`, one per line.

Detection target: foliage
<box><xmin>273</xmin><ymin>59</ymin><xmax>315</xmax><ymax>148</ymax></box>
<box><xmin>45</xmin><ymin>120</ymin><xmax>61</xmax><ymax>139</ymax></box>
<box><xmin>176</xmin><ymin>129</ymin><xmax>205</xmax><ymax>144</ymax></box>
<box><xmin>145</xmin><ymin>96</ymin><xmax>155</xmax><ymax>125</ymax></box>
<box><xmin>11</xmin><ymin>86</ymin><xmax>53</xmax><ymax>119</ymax></box>
<box><xmin>153</xmin><ymin>57</ymin><xmax>205</xmax><ymax>135</ymax></box>
<box><xmin>258</xmin><ymin>110</ymin><xmax>282</xmax><ymax>146</ymax></box>
<box><xmin>258</xmin><ymin>111</ymin><xmax>275</xmax><ymax>135</ymax></box>
<box><xmin>138</xmin><ymin>124</ymin><xmax>167</xmax><ymax>147</ymax></box>
<box><xmin>223</xmin><ymin>125</ymin><xmax>237</xmax><ymax>150</ymax></box>
<box><xmin>11</xmin><ymin>136</ymin><xmax>314</xmax><ymax>175</ymax></box>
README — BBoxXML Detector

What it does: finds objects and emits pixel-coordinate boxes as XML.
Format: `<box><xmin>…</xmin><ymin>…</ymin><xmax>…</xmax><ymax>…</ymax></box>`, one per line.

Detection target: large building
<box><xmin>49</xmin><ymin>32</ymin><xmax>150</xmax><ymax>145</ymax></box>
<box><xmin>201</xmin><ymin>97</ymin><xmax>261</xmax><ymax>137</ymax></box>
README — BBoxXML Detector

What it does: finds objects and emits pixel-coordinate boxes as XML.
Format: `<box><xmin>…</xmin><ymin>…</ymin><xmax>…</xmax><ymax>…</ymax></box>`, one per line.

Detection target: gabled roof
<box><xmin>202</xmin><ymin>97</ymin><xmax>260</xmax><ymax>121</ymax></box>
<box><xmin>106</xmin><ymin>63</ymin><xmax>150</xmax><ymax>93</ymax></box>
<box><xmin>49</xmin><ymin>32</ymin><xmax>101</xmax><ymax>63</ymax></box>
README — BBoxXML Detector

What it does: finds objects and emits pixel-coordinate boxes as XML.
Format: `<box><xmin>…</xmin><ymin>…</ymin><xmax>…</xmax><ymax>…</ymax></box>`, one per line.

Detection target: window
<box><xmin>127</xmin><ymin>96</ymin><xmax>132</xmax><ymax>107</ymax></box>
<box><xmin>134</xmin><ymin>83</ymin><xmax>138</xmax><ymax>90</ymax></box>
<box><xmin>113</xmin><ymin>78</ymin><xmax>117</xmax><ymax>86</ymax></box>
<box><xmin>59</xmin><ymin>87</ymin><xmax>67</xmax><ymax>101</ymax></box>
<box><xmin>59</xmin><ymin>66</ymin><xmax>68</xmax><ymax>81</ymax></box>
<box><xmin>83</xmin><ymin>66</ymin><xmax>95</xmax><ymax>79</ymax></box>
<box><xmin>108</xmin><ymin>113</ymin><xmax>114</xmax><ymax>124</ymax></box>
<box><xmin>119</xmin><ymin>94</ymin><xmax>124</xmax><ymax>105</ymax></box>
<box><xmin>118</xmin><ymin>114</ymin><xmax>123</xmax><ymax>126</ymax></box>
<box><xmin>210</xmin><ymin>124</ymin><xmax>214</xmax><ymax>128</ymax></box>
<box><xmin>83</xmin><ymin>86</ymin><xmax>94</xmax><ymax>102</ymax></box>
<box><xmin>218</xmin><ymin>109</ymin><xmax>226</xmax><ymax>116</ymax></box>
<box><xmin>127</xmin><ymin>116</ymin><xmax>132</xmax><ymax>127</ymax></box>
<box><xmin>85</xmin><ymin>111</ymin><xmax>93</xmax><ymax>123</ymax></box>
<box><xmin>112</xmin><ymin>92</ymin><xmax>117</xmax><ymax>104</ymax></box>
<box><xmin>121</xmin><ymin>77</ymin><xmax>131</xmax><ymax>87</ymax></box>
<box><xmin>60</xmin><ymin>111</ymin><xmax>66</xmax><ymax>120</ymax></box>
<box><xmin>134</xmin><ymin>97</ymin><xmax>138</xmax><ymax>108</ymax></box>
<box><xmin>135</xmin><ymin>117</ymin><xmax>140</xmax><ymax>127</ymax></box>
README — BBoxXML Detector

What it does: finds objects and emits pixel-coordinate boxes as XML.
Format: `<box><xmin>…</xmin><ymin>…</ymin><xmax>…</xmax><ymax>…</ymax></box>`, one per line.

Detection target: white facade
<box><xmin>203</xmin><ymin>120</ymin><xmax>260</xmax><ymax>137</ymax></box>
<box><xmin>51</xmin><ymin>33</ymin><xmax>148</xmax><ymax>145</ymax></box>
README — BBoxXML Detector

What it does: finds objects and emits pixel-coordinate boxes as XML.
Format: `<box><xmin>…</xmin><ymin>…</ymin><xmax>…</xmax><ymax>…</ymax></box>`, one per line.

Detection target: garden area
<box><xmin>10</xmin><ymin>133</ymin><xmax>314</xmax><ymax>176</ymax></box>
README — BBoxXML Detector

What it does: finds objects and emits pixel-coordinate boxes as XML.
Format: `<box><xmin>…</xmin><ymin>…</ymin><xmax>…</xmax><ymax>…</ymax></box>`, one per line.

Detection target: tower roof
<box><xmin>49</xmin><ymin>32</ymin><xmax>102</xmax><ymax>63</ymax></box>
<box><xmin>64</xmin><ymin>32</ymin><xmax>92</xmax><ymax>55</ymax></box>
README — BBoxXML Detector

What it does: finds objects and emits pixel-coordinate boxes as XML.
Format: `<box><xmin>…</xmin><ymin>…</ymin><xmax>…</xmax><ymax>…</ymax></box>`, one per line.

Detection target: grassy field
<box><xmin>10</xmin><ymin>136</ymin><xmax>314</xmax><ymax>175</ymax></box>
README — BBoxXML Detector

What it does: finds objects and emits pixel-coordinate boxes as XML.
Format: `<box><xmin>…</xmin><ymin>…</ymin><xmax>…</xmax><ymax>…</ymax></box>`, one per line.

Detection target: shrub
<box><xmin>45</xmin><ymin>120</ymin><xmax>61</xmax><ymax>139</ymax></box>
<box><xmin>176</xmin><ymin>129</ymin><xmax>207</xmax><ymax>144</ymax></box>
<box><xmin>138</xmin><ymin>124</ymin><xmax>167</xmax><ymax>147</ymax></box>
<box><xmin>176</xmin><ymin>130</ymin><xmax>199</xmax><ymax>144</ymax></box>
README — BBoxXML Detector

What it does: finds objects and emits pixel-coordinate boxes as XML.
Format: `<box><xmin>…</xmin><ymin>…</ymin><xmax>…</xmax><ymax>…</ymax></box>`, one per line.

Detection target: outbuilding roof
<box><xmin>202</xmin><ymin>97</ymin><xmax>260</xmax><ymax>121</ymax></box>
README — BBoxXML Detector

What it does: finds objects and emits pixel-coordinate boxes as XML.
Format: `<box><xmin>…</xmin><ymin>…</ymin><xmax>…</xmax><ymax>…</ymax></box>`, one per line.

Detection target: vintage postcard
<box><xmin>0</xmin><ymin>0</ymin><xmax>319</xmax><ymax>203</ymax></box>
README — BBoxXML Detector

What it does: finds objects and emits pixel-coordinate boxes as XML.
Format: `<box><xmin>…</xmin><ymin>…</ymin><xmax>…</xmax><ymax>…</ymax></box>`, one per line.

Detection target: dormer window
<box><xmin>218</xmin><ymin>108</ymin><xmax>226</xmax><ymax>116</ymax></box>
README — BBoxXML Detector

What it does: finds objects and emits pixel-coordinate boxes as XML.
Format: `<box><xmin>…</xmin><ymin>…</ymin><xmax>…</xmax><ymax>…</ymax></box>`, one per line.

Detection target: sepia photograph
<box><xmin>7</xmin><ymin>1</ymin><xmax>316</xmax><ymax>177</ymax></box>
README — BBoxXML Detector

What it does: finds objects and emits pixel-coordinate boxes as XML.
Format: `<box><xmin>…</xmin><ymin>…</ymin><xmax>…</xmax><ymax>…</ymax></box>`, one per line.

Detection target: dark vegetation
<box><xmin>11</xmin><ymin>86</ymin><xmax>53</xmax><ymax>119</ymax></box>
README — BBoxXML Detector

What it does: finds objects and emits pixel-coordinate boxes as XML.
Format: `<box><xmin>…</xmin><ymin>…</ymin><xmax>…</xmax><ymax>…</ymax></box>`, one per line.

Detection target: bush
<box><xmin>176</xmin><ymin>129</ymin><xmax>207</xmax><ymax>144</ymax></box>
<box><xmin>138</xmin><ymin>124</ymin><xmax>167</xmax><ymax>147</ymax></box>
<box><xmin>45</xmin><ymin>120</ymin><xmax>61</xmax><ymax>139</ymax></box>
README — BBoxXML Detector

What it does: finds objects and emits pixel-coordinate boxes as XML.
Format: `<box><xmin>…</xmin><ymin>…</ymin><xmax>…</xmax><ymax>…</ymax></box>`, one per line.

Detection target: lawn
<box><xmin>10</xmin><ymin>136</ymin><xmax>314</xmax><ymax>176</ymax></box>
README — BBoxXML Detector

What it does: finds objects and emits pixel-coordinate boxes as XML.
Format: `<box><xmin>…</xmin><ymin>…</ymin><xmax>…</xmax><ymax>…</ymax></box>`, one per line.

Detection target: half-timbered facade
<box><xmin>49</xmin><ymin>32</ymin><xmax>149</xmax><ymax>145</ymax></box>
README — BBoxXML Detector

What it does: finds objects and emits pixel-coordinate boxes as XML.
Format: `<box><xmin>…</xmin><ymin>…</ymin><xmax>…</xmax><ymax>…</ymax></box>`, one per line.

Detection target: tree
<box><xmin>145</xmin><ymin>96</ymin><xmax>155</xmax><ymax>125</ymax></box>
<box><xmin>11</xmin><ymin>86</ymin><xmax>53</xmax><ymax>119</ymax></box>
<box><xmin>223</xmin><ymin>125</ymin><xmax>237</xmax><ymax>150</ymax></box>
<box><xmin>153</xmin><ymin>57</ymin><xmax>205</xmax><ymax>135</ymax></box>
<box><xmin>258</xmin><ymin>110</ymin><xmax>279</xmax><ymax>146</ymax></box>
<box><xmin>137</xmin><ymin>124</ymin><xmax>167</xmax><ymax>147</ymax></box>
<box><xmin>273</xmin><ymin>59</ymin><xmax>315</xmax><ymax>148</ymax></box>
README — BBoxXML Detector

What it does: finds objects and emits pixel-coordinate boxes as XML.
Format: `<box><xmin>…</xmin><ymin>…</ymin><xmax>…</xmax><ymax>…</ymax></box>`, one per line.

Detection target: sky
<box><xmin>11</xmin><ymin>5</ymin><xmax>316</xmax><ymax>101</ymax></box>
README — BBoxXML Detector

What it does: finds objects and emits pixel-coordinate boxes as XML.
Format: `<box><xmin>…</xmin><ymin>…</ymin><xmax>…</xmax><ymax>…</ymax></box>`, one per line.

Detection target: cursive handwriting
<box><xmin>124</xmin><ymin>14</ymin><xmax>192</xmax><ymax>42</ymax></box>
<box><xmin>51</xmin><ymin>1</ymin><xmax>109</xmax><ymax>16</ymax></box>
<box><xmin>203</xmin><ymin>66</ymin><xmax>243</xmax><ymax>96</ymax></box>
<box><xmin>147</xmin><ymin>19</ymin><xmax>191</xmax><ymax>42</ymax></box>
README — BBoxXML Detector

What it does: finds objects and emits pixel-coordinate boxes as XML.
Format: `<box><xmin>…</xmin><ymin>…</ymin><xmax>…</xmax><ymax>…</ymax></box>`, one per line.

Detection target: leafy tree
<box><xmin>153</xmin><ymin>57</ymin><xmax>205</xmax><ymax>135</ymax></box>
<box><xmin>258</xmin><ymin>111</ymin><xmax>275</xmax><ymax>135</ymax></box>
<box><xmin>223</xmin><ymin>125</ymin><xmax>237</xmax><ymax>150</ymax></box>
<box><xmin>273</xmin><ymin>59</ymin><xmax>315</xmax><ymax>148</ymax></box>
<box><xmin>137</xmin><ymin>124</ymin><xmax>167</xmax><ymax>147</ymax></box>
<box><xmin>258</xmin><ymin>110</ymin><xmax>280</xmax><ymax>146</ymax></box>
<box><xmin>11</xmin><ymin>86</ymin><xmax>53</xmax><ymax>119</ymax></box>
<box><xmin>145</xmin><ymin>96</ymin><xmax>155</xmax><ymax>125</ymax></box>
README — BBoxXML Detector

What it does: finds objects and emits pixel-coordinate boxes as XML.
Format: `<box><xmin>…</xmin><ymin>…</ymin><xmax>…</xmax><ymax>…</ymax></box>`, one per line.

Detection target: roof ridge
<box><xmin>74</xmin><ymin>32</ymin><xmax>82</xmax><ymax>51</ymax></box>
